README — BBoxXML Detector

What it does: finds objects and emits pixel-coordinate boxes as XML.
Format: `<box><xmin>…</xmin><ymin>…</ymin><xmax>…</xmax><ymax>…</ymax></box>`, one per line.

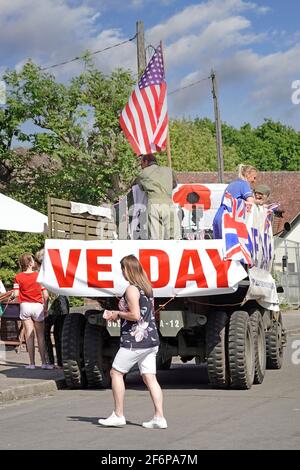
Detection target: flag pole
<box><xmin>160</xmin><ymin>40</ymin><xmax>172</xmax><ymax>168</ymax></box>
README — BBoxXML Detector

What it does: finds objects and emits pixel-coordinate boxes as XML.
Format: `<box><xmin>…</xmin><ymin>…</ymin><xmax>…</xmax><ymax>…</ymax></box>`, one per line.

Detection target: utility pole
<box><xmin>211</xmin><ymin>69</ymin><xmax>224</xmax><ymax>183</ymax></box>
<box><xmin>136</xmin><ymin>20</ymin><xmax>146</xmax><ymax>76</ymax></box>
<box><xmin>160</xmin><ymin>40</ymin><xmax>172</xmax><ymax>168</ymax></box>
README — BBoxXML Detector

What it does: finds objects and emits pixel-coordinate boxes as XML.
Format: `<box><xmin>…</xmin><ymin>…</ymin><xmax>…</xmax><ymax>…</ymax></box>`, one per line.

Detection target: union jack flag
<box><xmin>264</xmin><ymin>202</ymin><xmax>280</xmax><ymax>232</ymax></box>
<box><xmin>222</xmin><ymin>192</ymin><xmax>252</xmax><ymax>265</ymax></box>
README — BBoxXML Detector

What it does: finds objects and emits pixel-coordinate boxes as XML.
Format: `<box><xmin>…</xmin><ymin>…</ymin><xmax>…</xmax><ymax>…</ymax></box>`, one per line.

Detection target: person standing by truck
<box><xmin>254</xmin><ymin>184</ymin><xmax>271</xmax><ymax>206</ymax></box>
<box><xmin>135</xmin><ymin>153</ymin><xmax>180</xmax><ymax>240</ymax></box>
<box><xmin>98</xmin><ymin>254</ymin><xmax>168</xmax><ymax>429</ymax></box>
<box><xmin>13</xmin><ymin>253</ymin><xmax>51</xmax><ymax>369</ymax></box>
<box><xmin>213</xmin><ymin>163</ymin><xmax>257</xmax><ymax>239</ymax></box>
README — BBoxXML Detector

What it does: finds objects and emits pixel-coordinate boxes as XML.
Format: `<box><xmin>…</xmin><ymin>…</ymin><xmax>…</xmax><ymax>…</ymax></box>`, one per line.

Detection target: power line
<box><xmin>41</xmin><ymin>34</ymin><xmax>137</xmax><ymax>71</ymax></box>
<box><xmin>168</xmin><ymin>75</ymin><xmax>211</xmax><ymax>96</ymax></box>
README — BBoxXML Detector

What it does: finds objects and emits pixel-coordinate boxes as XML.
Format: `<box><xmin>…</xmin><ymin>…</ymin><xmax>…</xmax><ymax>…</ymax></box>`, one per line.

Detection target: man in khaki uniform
<box><xmin>136</xmin><ymin>154</ymin><xmax>180</xmax><ymax>240</ymax></box>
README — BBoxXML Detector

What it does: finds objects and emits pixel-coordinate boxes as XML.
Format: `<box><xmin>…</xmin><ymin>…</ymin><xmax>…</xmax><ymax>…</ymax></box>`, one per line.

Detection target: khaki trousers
<box><xmin>147</xmin><ymin>201</ymin><xmax>181</xmax><ymax>240</ymax></box>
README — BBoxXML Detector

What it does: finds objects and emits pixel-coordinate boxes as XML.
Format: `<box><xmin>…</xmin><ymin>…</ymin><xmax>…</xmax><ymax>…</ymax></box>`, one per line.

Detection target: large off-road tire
<box><xmin>249</xmin><ymin>308</ymin><xmax>266</xmax><ymax>384</ymax></box>
<box><xmin>62</xmin><ymin>313</ymin><xmax>86</xmax><ymax>389</ymax></box>
<box><xmin>228</xmin><ymin>310</ymin><xmax>255</xmax><ymax>390</ymax></box>
<box><xmin>156</xmin><ymin>353</ymin><xmax>172</xmax><ymax>371</ymax></box>
<box><xmin>266</xmin><ymin>313</ymin><xmax>284</xmax><ymax>370</ymax></box>
<box><xmin>84</xmin><ymin>323</ymin><xmax>111</xmax><ymax>388</ymax></box>
<box><xmin>206</xmin><ymin>311</ymin><xmax>229</xmax><ymax>388</ymax></box>
<box><xmin>53</xmin><ymin>315</ymin><xmax>66</xmax><ymax>367</ymax></box>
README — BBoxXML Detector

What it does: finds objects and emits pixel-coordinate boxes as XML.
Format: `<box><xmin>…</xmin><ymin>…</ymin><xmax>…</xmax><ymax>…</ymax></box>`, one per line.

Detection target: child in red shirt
<box><xmin>13</xmin><ymin>253</ymin><xmax>51</xmax><ymax>369</ymax></box>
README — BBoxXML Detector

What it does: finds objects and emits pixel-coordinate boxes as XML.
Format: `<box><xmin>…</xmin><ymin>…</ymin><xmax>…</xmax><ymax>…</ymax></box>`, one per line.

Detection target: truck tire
<box><xmin>53</xmin><ymin>315</ymin><xmax>66</xmax><ymax>367</ymax></box>
<box><xmin>84</xmin><ymin>323</ymin><xmax>111</xmax><ymax>388</ymax></box>
<box><xmin>206</xmin><ymin>311</ymin><xmax>229</xmax><ymax>388</ymax></box>
<box><xmin>266</xmin><ymin>313</ymin><xmax>283</xmax><ymax>370</ymax></box>
<box><xmin>62</xmin><ymin>313</ymin><xmax>86</xmax><ymax>389</ymax></box>
<box><xmin>228</xmin><ymin>310</ymin><xmax>255</xmax><ymax>390</ymax></box>
<box><xmin>249</xmin><ymin>309</ymin><xmax>266</xmax><ymax>384</ymax></box>
<box><xmin>156</xmin><ymin>354</ymin><xmax>172</xmax><ymax>371</ymax></box>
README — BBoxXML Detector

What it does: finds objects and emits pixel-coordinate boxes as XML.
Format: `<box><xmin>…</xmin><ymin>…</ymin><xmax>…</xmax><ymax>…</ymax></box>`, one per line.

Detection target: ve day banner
<box><xmin>38</xmin><ymin>239</ymin><xmax>247</xmax><ymax>297</ymax></box>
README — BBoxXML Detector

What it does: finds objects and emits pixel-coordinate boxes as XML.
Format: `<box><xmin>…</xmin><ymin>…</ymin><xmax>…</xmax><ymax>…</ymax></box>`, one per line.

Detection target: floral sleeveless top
<box><xmin>118</xmin><ymin>287</ymin><xmax>159</xmax><ymax>349</ymax></box>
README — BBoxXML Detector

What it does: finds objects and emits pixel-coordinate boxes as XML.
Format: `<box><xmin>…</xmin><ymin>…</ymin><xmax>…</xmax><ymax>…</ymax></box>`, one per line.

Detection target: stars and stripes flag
<box><xmin>119</xmin><ymin>44</ymin><xmax>168</xmax><ymax>155</ymax></box>
<box><xmin>222</xmin><ymin>192</ymin><xmax>253</xmax><ymax>265</ymax></box>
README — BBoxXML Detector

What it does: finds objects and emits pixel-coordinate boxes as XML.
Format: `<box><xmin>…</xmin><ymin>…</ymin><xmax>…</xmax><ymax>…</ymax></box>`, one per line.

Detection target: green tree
<box><xmin>255</xmin><ymin>119</ymin><xmax>300</xmax><ymax>171</ymax></box>
<box><xmin>1</xmin><ymin>61</ymin><xmax>138</xmax><ymax>212</ymax></box>
<box><xmin>0</xmin><ymin>232</ymin><xmax>44</xmax><ymax>288</ymax></box>
<box><xmin>159</xmin><ymin>118</ymin><xmax>239</xmax><ymax>171</ymax></box>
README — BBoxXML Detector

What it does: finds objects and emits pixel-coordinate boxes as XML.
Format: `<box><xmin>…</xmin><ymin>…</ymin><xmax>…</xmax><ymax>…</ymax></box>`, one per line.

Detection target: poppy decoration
<box><xmin>173</xmin><ymin>184</ymin><xmax>211</xmax><ymax>211</ymax></box>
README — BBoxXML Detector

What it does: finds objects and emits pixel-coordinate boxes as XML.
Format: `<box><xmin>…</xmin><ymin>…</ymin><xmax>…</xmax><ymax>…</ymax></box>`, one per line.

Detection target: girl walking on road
<box><xmin>98</xmin><ymin>255</ymin><xmax>167</xmax><ymax>429</ymax></box>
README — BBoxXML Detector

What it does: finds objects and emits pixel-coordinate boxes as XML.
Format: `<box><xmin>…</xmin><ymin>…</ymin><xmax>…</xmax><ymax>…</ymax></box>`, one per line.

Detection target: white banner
<box><xmin>38</xmin><ymin>239</ymin><xmax>247</xmax><ymax>297</ymax></box>
<box><xmin>173</xmin><ymin>183</ymin><xmax>227</xmax><ymax>230</ymax></box>
<box><xmin>246</xmin><ymin>266</ymin><xmax>279</xmax><ymax>311</ymax></box>
<box><xmin>247</xmin><ymin>205</ymin><xmax>274</xmax><ymax>272</ymax></box>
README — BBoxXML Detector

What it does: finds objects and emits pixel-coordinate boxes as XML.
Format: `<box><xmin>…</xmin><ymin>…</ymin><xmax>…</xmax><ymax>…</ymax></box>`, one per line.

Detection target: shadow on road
<box><xmin>125</xmin><ymin>363</ymin><xmax>211</xmax><ymax>390</ymax></box>
<box><xmin>67</xmin><ymin>416</ymin><xmax>141</xmax><ymax>427</ymax></box>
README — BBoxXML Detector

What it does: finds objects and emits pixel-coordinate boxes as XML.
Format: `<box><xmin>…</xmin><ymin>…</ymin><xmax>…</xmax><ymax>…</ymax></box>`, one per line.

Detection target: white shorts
<box><xmin>112</xmin><ymin>346</ymin><xmax>159</xmax><ymax>375</ymax></box>
<box><xmin>20</xmin><ymin>303</ymin><xmax>44</xmax><ymax>322</ymax></box>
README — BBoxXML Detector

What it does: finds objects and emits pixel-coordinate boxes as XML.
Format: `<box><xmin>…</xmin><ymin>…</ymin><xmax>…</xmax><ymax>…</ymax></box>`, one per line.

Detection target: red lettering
<box><xmin>206</xmin><ymin>249</ymin><xmax>230</xmax><ymax>287</ymax></box>
<box><xmin>87</xmin><ymin>249</ymin><xmax>113</xmax><ymax>288</ymax></box>
<box><xmin>175</xmin><ymin>250</ymin><xmax>208</xmax><ymax>288</ymax></box>
<box><xmin>48</xmin><ymin>249</ymin><xmax>81</xmax><ymax>288</ymax></box>
<box><xmin>139</xmin><ymin>249</ymin><xmax>170</xmax><ymax>288</ymax></box>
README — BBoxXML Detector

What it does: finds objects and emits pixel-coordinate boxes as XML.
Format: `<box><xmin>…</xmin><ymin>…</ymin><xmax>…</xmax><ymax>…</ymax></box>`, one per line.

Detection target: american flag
<box><xmin>222</xmin><ymin>192</ymin><xmax>253</xmax><ymax>266</ymax></box>
<box><xmin>119</xmin><ymin>45</ymin><xmax>168</xmax><ymax>155</ymax></box>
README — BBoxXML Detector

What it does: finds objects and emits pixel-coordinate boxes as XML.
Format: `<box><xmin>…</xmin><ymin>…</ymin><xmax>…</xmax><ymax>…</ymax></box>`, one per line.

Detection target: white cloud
<box><xmin>163</xmin><ymin>16</ymin><xmax>259</xmax><ymax>70</ymax></box>
<box><xmin>147</xmin><ymin>0</ymin><xmax>268</xmax><ymax>43</ymax></box>
<box><xmin>0</xmin><ymin>0</ymin><xmax>137</xmax><ymax>79</ymax></box>
<box><xmin>169</xmin><ymin>42</ymin><xmax>300</xmax><ymax>129</ymax></box>
<box><xmin>0</xmin><ymin>0</ymin><xmax>299</xmax><ymax>129</ymax></box>
<box><xmin>0</xmin><ymin>0</ymin><xmax>96</xmax><ymax>63</ymax></box>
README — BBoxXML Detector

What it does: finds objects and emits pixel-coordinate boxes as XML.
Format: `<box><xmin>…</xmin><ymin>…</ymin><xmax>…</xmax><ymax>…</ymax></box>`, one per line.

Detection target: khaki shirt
<box><xmin>136</xmin><ymin>165</ymin><xmax>177</xmax><ymax>203</ymax></box>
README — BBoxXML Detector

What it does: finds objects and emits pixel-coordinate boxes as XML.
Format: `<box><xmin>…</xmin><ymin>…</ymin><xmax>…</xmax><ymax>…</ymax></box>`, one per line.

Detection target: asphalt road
<box><xmin>0</xmin><ymin>334</ymin><xmax>300</xmax><ymax>450</ymax></box>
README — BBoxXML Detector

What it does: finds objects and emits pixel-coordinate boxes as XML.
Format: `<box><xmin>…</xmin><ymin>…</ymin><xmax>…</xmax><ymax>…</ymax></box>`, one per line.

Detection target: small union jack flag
<box><xmin>264</xmin><ymin>202</ymin><xmax>280</xmax><ymax>232</ymax></box>
<box><xmin>222</xmin><ymin>192</ymin><xmax>252</xmax><ymax>265</ymax></box>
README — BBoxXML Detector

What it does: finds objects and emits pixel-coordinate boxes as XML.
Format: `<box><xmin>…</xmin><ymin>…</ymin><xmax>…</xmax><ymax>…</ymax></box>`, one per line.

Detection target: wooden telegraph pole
<box><xmin>160</xmin><ymin>40</ymin><xmax>172</xmax><ymax>168</ymax></box>
<box><xmin>136</xmin><ymin>20</ymin><xmax>146</xmax><ymax>76</ymax></box>
<box><xmin>211</xmin><ymin>69</ymin><xmax>224</xmax><ymax>183</ymax></box>
<box><xmin>136</xmin><ymin>22</ymin><xmax>172</xmax><ymax>167</ymax></box>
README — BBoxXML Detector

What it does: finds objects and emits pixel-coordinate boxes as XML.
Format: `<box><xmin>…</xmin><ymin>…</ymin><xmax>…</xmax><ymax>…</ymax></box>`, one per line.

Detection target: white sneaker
<box><xmin>142</xmin><ymin>416</ymin><xmax>168</xmax><ymax>429</ymax></box>
<box><xmin>25</xmin><ymin>364</ymin><xmax>35</xmax><ymax>370</ymax></box>
<box><xmin>41</xmin><ymin>364</ymin><xmax>54</xmax><ymax>369</ymax></box>
<box><xmin>98</xmin><ymin>411</ymin><xmax>126</xmax><ymax>427</ymax></box>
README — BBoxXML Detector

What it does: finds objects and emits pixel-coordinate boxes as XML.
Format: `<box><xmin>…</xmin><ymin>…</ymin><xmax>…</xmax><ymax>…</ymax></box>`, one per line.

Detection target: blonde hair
<box><xmin>120</xmin><ymin>255</ymin><xmax>153</xmax><ymax>298</ymax></box>
<box><xmin>34</xmin><ymin>249</ymin><xmax>44</xmax><ymax>267</ymax></box>
<box><xmin>237</xmin><ymin>164</ymin><xmax>257</xmax><ymax>180</ymax></box>
<box><xmin>19</xmin><ymin>253</ymin><xmax>34</xmax><ymax>272</ymax></box>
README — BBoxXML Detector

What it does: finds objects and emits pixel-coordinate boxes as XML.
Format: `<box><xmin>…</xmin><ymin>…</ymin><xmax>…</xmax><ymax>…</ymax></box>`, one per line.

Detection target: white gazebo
<box><xmin>0</xmin><ymin>193</ymin><xmax>48</xmax><ymax>233</ymax></box>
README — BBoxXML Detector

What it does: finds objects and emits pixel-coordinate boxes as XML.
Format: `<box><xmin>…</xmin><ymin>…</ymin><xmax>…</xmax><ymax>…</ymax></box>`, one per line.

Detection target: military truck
<box><xmin>40</xmin><ymin>184</ymin><xmax>286</xmax><ymax>391</ymax></box>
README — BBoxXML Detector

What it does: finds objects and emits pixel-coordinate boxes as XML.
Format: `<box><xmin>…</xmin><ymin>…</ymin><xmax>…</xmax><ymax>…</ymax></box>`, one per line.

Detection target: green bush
<box><xmin>0</xmin><ymin>232</ymin><xmax>45</xmax><ymax>288</ymax></box>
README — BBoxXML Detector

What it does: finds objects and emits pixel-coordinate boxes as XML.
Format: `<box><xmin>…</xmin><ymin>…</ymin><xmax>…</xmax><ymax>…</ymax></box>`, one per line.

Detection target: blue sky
<box><xmin>1</xmin><ymin>0</ymin><xmax>300</xmax><ymax>130</ymax></box>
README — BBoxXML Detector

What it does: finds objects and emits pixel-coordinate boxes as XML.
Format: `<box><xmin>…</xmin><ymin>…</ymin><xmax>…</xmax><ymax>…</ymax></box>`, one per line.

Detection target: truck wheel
<box><xmin>53</xmin><ymin>315</ymin><xmax>66</xmax><ymax>367</ymax></box>
<box><xmin>84</xmin><ymin>323</ymin><xmax>111</xmax><ymax>388</ymax></box>
<box><xmin>249</xmin><ymin>309</ymin><xmax>266</xmax><ymax>384</ymax></box>
<box><xmin>156</xmin><ymin>355</ymin><xmax>172</xmax><ymax>371</ymax></box>
<box><xmin>206</xmin><ymin>311</ymin><xmax>229</xmax><ymax>388</ymax></box>
<box><xmin>62</xmin><ymin>313</ymin><xmax>86</xmax><ymax>389</ymax></box>
<box><xmin>266</xmin><ymin>313</ymin><xmax>284</xmax><ymax>370</ymax></box>
<box><xmin>228</xmin><ymin>311</ymin><xmax>255</xmax><ymax>390</ymax></box>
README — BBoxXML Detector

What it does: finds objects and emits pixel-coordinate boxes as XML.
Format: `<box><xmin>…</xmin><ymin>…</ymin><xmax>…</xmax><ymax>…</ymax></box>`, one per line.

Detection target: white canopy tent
<box><xmin>0</xmin><ymin>193</ymin><xmax>48</xmax><ymax>233</ymax></box>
